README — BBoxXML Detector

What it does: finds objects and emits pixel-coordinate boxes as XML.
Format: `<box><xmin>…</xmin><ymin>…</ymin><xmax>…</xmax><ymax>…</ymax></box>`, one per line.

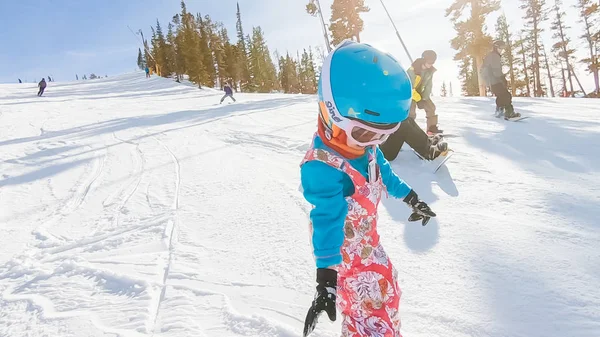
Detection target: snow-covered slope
<box><xmin>1</xmin><ymin>72</ymin><xmax>599</xmax><ymax>337</ymax></box>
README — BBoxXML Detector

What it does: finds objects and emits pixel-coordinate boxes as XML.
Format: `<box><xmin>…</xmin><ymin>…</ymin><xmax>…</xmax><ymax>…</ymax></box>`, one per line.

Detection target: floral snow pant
<box><xmin>302</xmin><ymin>146</ymin><xmax>403</xmax><ymax>337</ymax></box>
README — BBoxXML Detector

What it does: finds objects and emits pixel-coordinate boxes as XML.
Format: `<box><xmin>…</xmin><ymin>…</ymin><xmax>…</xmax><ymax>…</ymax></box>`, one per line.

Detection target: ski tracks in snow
<box><xmin>148</xmin><ymin>135</ymin><xmax>181</xmax><ymax>336</ymax></box>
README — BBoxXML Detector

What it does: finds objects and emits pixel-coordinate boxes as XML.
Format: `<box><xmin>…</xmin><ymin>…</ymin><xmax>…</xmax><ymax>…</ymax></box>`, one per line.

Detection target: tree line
<box><xmin>446</xmin><ymin>0</ymin><xmax>599</xmax><ymax>97</ymax></box>
<box><xmin>137</xmin><ymin>1</ymin><xmax>319</xmax><ymax>94</ymax></box>
<box><xmin>304</xmin><ymin>0</ymin><xmax>598</xmax><ymax>98</ymax></box>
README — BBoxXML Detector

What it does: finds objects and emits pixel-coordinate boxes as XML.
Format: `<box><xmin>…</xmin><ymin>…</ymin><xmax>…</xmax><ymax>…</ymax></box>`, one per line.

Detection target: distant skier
<box><xmin>407</xmin><ymin>50</ymin><xmax>442</xmax><ymax>135</ymax></box>
<box><xmin>482</xmin><ymin>40</ymin><xmax>521</xmax><ymax>119</ymax></box>
<box><xmin>380</xmin><ymin>117</ymin><xmax>449</xmax><ymax>162</ymax></box>
<box><xmin>300</xmin><ymin>40</ymin><xmax>436</xmax><ymax>337</ymax></box>
<box><xmin>145</xmin><ymin>66</ymin><xmax>150</xmax><ymax>78</ymax></box>
<box><xmin>18</xmin><ymin>79</ymin><xmax>22</xmax><ymax>83</ymax></box>
<box><xmin>219</xmin><ymin>83</ymin><xmax>236</xmax><ymax>104</ymax></box>
<box><xmin>37</xmin><ymin>78</ymin><xmax>47</xmax><ymax>96</ymax></box>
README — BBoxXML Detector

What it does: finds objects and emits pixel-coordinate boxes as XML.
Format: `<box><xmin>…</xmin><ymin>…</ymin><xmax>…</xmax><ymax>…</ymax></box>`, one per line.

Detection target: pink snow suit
<box><xmin>301</xmin><ymin>146</ymin><xmax>403</xmax><ymax>337</ymax></box>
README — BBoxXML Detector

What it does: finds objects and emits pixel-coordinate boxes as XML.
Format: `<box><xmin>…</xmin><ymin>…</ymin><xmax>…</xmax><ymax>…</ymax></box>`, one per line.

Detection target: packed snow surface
<box><xmin>1</xmin><ymin>72</ymin><xmax>599</xmax><ymax>337</ymax></box>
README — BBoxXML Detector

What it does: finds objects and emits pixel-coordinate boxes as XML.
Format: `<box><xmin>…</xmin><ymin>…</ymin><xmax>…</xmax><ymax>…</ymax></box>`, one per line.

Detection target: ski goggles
<box><xmin>320</xmin><ymin>40</ymin><xmax>401</xmax><ymax>147</ymax></box>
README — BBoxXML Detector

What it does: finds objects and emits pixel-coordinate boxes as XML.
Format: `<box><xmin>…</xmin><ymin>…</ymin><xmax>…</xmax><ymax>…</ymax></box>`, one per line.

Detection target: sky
<box><xmin>0</xmin><ymin>0</ymin><xmax>596</xmax><ymax>95</ymax></box>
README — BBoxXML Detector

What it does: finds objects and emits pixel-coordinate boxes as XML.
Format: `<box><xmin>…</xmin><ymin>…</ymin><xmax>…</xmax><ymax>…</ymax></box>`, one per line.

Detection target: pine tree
<box><xmin>152</xmin><ymin>19</ymin><xmax>170</xmax><ymax>77</ymax></box>
<box><xmin>236</xmin><ymin>3</ymin><xmax>252</xmax><ymax>91</ymax></box>
<box><xmin>495</xmin><ymin>14</ymin><xmax>518</xmax><ymax>96</ymax></box>
<box><xmin>178</xmin><ymin>1</ymin><xmax>206</xmax><ymax>86</ymax></box>
<box><xmin>520</xmin><ymin>0</ymin><xmax>548</xmax><ymax>97</ymax></box>
<box><xmin>137</xmin><ymin>48</ymin><xmax>145</xmax><ymax>69</ymax></box>
<box><xmin>446</xmin><ymin>0</ymin><xmax>500</xmax><ymax>96</ymax></box>
<box><xmin>221</xmin><ymin>27</ymin><xmax>240</xmax><ymax>89</ymax></box>
<box><xmin>515</xmin><ymin>36</ymin><xmax>532</xmax><ymax>96</ymax></box>
<box><xmin>166</xmin><ymin>23</ymin><xmax>179</xmax><ymax>80</ymax></box>
<box><xmin>551</xmin><ymin>0</ymin><xmax>576</xmax><ymax>96</ymax></box>
<box><xmin>247</xmin><ymin>27</ymin><xmax>278</xmax><ymax>92</ymax></box>
<box><xmin>211</xmin><ymin>22</ymin><xmax>228</xmax><ymax>88</ymax></box>
<box><xmin>574</xmin><ymin>0</ymin><xmax>599</xmax><ymax>96</ymax></box>
<box><xmin>441</xmin><ymin>81</ymin><xmax>448</xmax><ymax>97</ymax></box>
<box><xmin>197</xmin><ymin>14</ymin><xmax>216</xmax><ymax>86</ymax></box>
<box><xmin>329</xmin><ymin>0</ymin><xmax>370</xmax><ymax>45</ymax></box>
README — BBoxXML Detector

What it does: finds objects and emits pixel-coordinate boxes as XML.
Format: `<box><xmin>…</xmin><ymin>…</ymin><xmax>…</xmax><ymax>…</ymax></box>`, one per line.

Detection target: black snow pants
<box><xmin>37</xmin><ymin>87</ymin><xmax>45</xmax><ymax>96</ymax></box>
<box><xmin>379</xmin><ymin>117</ymin><xmax>430</xmax><ymax>161</ymax></box>
<box><xmin>491</xmin><ymin>82</ymin><xmax>514</xmax><ymax>114</ymax></box>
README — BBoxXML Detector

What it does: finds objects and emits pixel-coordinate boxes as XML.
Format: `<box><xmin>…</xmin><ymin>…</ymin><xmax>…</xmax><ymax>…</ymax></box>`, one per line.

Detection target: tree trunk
<box><xmin>542</xmin><ymin>45</ymin><xmax>555</xmax><ymax>97</ymax></box>
<box><xmin>522</xmin><ymin>50</ymin><xmax>531</xmax><ymax>96</ymax></box>
<box><xmin>533</xmin><ymin>29</ymin><xmax>543</xmax><ymax>97</ymax></box>
<box><xmin>560</xmin><ymin>67</ymin><xmax>567</xmax><ymax>97</ymax></box>
<box><xmin>475</xmin><ymin>54</ymin><xmax>486</xmax><ymax>96</ymax></box>
<box><xmin>569</xmin><ymin>63</ymin><xmax>587</xmax><ymax>96</ymax></box>
<box><xmin>583</xmin><ymin>16</ymin><xmax>600</xmax><ymax>94</ymax></box>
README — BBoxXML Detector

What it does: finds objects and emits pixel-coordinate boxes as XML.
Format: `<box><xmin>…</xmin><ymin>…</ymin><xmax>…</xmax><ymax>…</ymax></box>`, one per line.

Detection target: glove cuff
<box><xmin>316</xmin><ymin>268</ymin><xmax>338</xmax><ymax>286</ymax></box>
<box><xmin>403</xmin><ymin>189</ymin><xmax>419</xmax><ymax>206</ymax></box>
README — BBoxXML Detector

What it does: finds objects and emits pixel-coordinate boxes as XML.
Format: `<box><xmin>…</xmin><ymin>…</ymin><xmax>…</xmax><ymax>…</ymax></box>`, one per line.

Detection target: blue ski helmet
<box><xmin>318</xmin><ymin>40</ymin><xmax>413</xmax><ymax>126</ymax></box>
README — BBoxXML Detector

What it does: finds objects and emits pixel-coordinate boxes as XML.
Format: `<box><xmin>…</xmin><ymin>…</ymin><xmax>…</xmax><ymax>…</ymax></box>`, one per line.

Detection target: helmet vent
<box><xmin>364</xmin><ymin>109</ymin><xmax>381</xmax><ymax>116</ymax></box>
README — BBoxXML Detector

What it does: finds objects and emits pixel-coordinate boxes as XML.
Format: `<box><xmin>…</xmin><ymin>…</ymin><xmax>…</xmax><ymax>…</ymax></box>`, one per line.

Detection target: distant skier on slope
<box><xmin>482</xmin><ymin>40</ymin><xmax>521</xmax><ymax>120</ymax></box>
<box><xmin>407</xmin><ymin>50</ymin><xmax>442</xmax><ymax>135</ymax></box>
<box><xmin>299</xmin><ymin>40</ymin><xmax>436</xmax><ymax>337</ymax></box>
<box><xmin>380</xmin><ymin>116</ymin><xmax>448</xmax><ymax>161</ymax></box>
<box><xmin>220</xmin><ymin>83</ymin><xmax>236</xmax><ymax>104</ymax></box>
<box><xmin>145</xmin><ymin>66</ymin><xmax>150</xmax><ymax>78</ymax></box>
<box><xmin>37</xmin><ymin>78</ymin><xmax>47</xmax><ymax>96</ymax></box>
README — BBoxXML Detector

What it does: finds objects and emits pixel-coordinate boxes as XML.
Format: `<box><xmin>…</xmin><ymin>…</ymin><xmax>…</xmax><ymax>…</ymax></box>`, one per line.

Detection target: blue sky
<box><xmin>0</xmin><ymin>0</ymin><xmax>595</xmax><ymax>93</ymax></box>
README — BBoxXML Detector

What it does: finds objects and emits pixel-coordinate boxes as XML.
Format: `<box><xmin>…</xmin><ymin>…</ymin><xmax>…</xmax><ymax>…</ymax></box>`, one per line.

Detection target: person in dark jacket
<box><xmin>407</xmin><ymin>50</ymin><xmax>441</xmax><ymax>134</ymax></box>
<box><xmin>380</xmin><ymin>117</ymin><xmax>448</xmax><ymax>162</ymax></box>
<box><xmin>145</xmin><ymin>66</ymin><xmax>150</xmax><ymax>78</ymax></box>
<box><xmin>482</xmin><ymin>40</ymin><xmax>521</xmax><ymax>119</ymax></box>
<box><xmin>220</xmin><ymin>83</ymin><xmax>236</xmax><ymax>104</ymax></box>
<box><xmin>37</xmin><ymin>78</ymin><xmax>47</xmax><ymax>96</ymax></box>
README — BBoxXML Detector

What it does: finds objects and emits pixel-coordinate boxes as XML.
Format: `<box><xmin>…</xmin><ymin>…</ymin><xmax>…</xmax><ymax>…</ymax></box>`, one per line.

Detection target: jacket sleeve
<box><xmin>300</xmin><ymin>160</ymin><xmax>348</xmax><ymax>268</ymax></box>
<box><xmin>376</xmin><ymin>147</ymin><xmax>412</xmax><ymax>199</ymax></box>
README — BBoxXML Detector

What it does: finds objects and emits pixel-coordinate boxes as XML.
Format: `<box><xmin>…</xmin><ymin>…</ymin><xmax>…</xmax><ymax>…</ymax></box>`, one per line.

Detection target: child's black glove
<box><xmin>303</xmin><ymin>268</ymin><xmax>337</xmax><ymax>337</ymax></box>
<box><xmin>403</xmin><ymin>190</ymin><xmax>436</xmax><ymax>226</ymax></box>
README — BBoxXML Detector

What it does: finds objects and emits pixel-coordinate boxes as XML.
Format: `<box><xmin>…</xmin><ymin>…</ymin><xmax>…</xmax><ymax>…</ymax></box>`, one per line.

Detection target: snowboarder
<box><xmin>380</xmin><ymin>117</ymin><xmax>448</xmax><ymax>162</ymax></box>
<box><xmin>300</xmin><ymin>40</ymin><xmax>436</xmax><ymax>337</ymax></box>
<box><xmin>145</xmin><ymin>66</ymin><xmax>150</xmax><ymax>78</ymax></box>
<box><xmin>220</xmin><ymin>83</ymin><xmax>236</xmax><ymax>104</ymax></box>
<box><xmin>37</xmin><ymin>78</ymin><xmax>47</xmax><ymax>96</ymax></box>
<box><xmin>482</xmin><ymin>40</ymin><xmax>521</xmax><ymax>119</ymax></box>
<box><xmin>407</xmin><ymin>50</ymin><xmax>442</xmax><ymax>135</ymax></box>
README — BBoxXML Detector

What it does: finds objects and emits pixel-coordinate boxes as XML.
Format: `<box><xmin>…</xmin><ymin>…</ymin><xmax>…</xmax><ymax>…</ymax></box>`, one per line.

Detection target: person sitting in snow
<box><xmin>220</xmin><ymin>83</ymin><xmax>236</xmax><ymax>104</ymax></box>
<box><xmin>379</xmin><ymin>116</ymin><xmax>448</xmax><ymax>162</ymax></box>
<box><xmin>482</xmin><ymin>40</ymin><xmax>521</xmax><ymax>120</ymax></box>
<box><xmin>407</xmin><ymin>50</ymin><xmax>441</xmax><ymax>135</ymax></box>
<box><xmin>37</xmin><ymin>78</ymin><xmax>47</xmax><ymax>97</ymax></box>
<box><xmin>300</xmin><ymin>40</ymin><xmax>436</xmax><ymax>337</ymax></box>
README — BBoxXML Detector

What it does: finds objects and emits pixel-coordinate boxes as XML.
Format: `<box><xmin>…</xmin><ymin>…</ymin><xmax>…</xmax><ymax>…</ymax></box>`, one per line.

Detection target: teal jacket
<box><xmin>300</xmin><ymin>135</ymin><xmax>412</xmax><ymax>268</ymax></box>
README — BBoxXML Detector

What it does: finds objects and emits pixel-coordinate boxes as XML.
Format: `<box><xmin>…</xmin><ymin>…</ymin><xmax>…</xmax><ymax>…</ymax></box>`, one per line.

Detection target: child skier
<box><xmin>220</xmin><ymin>83</ymin><xmax>236</xmax><ymax>104</ymax></box>
<box><xmin>482</xmin><ymin>40</ymin><xmax>521</xmax><ymax>119</ymax></box>
<box><xmin>407</xmin><ymin>50</ymin><xmax>441</xmax><ymax>135</ymax></box>
<box><xmin>300</xmin><ymin>40</ymin><xmax>436</xmax><ymax>337</ymax></box>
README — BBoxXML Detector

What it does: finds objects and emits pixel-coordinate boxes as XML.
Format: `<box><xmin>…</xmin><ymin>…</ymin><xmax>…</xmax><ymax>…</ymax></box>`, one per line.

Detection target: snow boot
<box><xmin>503</xmin><ymin>106</ymin><xmax>521</xmax><ymax>120</ymax></box>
